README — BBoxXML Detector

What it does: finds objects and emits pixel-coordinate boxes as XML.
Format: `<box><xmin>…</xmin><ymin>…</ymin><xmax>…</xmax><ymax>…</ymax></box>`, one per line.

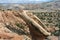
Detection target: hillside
<box><xmin>0</xmin><ymin>9</ymin><xmax>59</xmax><ymax>40</ymax></box>
<box><xmin>0</xmin><ymin>0</ymin><xmax>60</xmax><ymax>12</ymax></box>
<box><xmin>0</xmin><ymin>0</ymin><xmax>59</xmax><ymax>40</ymax></box>
<box><xmin>0</xmin><ymin>10</ymin><xmax>33</xmax><ymax>40</ymax></box>
<box><xmin>0</xmin><ymin>9</ymin><xmax>52</xmax><ymax>40</ymax></box>
<box><xmin>22</xmin><ymin>0</ymin><xmax>60</xmax><ymax>11</ymax></box>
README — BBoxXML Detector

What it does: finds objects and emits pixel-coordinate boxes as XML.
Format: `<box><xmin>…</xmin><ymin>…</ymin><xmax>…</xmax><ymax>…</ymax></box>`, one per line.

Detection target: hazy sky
<box><xmin>0</xmin><ymin>0</ymin><xmax>53</xmax><ymax>3</ymax></box>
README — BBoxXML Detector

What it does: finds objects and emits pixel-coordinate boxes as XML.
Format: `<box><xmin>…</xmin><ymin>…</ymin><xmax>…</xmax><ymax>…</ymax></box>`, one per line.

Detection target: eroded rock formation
<box><xmin>0</xmin><ymin>10</ymin><xmax>51</xmax><ymax>40</ymax></box>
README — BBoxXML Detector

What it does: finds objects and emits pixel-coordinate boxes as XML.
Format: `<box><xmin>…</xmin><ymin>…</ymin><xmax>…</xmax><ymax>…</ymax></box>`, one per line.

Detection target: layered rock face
<box><xmin>0</xmin><ymin>10</ymin><xmax>32</xmax><ymax>40</ymax></box>
<box><xmin>0</xmin><ymin>10</ymin><xmax>51</xmax><ymax>40</ymax></box>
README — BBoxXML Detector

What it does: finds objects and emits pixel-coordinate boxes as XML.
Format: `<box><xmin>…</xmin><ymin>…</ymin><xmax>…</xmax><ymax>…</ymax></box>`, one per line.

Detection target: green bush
<box><xmin>48</xmin><ymin>20</ymin><xmax>52</xmax><ymax>23</ymax></box>
<box><xmin>16</xmin><ymin>23</ymin><xmax>25</xmax><ymax>29</ymax></box>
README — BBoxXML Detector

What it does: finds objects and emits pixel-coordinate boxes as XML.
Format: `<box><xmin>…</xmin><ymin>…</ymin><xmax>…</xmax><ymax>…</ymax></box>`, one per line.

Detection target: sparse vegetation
<box><xmin>33</xmin><ymin>11</ymin><xmax>59</xmax><ymax>36</ymax></box>
<box><xmin>15</xmin><ymin>23</ymin><xmax>25</xmax><ymax>29</ymax></box>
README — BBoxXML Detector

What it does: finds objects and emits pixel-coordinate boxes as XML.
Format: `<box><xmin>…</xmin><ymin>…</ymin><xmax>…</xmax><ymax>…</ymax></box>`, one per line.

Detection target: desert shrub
<box><xmin>45</xmin><ymin>24</ymin><xmax>49</xmax><ymax>26</ymax></box>
<box><xmin>47</xmin><ymin>18</ymin><xmax>52</xmax><ymax>20</ymax></box>
<box><xmin>53</xmin><ymin>30</ymin><xmax>60</xmax><ymax>36</ymax></box>
<box><xmin>40</xmin><ymin>17</ymin><xmax>45</xmax><ymax>20</ymax></box>
<box><xmin>48</xmin><ymin>20</ymin><xmax>52</xmax><ymax>23</ymax></box>
<box><xmin>16</xmin><ymin>23</ymin><xmax>25</xmax><ymax>29</ymax></box>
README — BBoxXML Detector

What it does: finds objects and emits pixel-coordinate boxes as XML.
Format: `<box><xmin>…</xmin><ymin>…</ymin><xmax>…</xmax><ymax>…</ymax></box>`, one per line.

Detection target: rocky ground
<box><xmin>0</xmin><ymin>9</ymin><xmax>59</xmax><ymax>40</ymax></box>
<box><xmin>33</xmin><ymin>11</ymin><xmax>60</xmax><ymax>40</ymax></box>
<box><xmin>0</xmin><ymin>10</ymin><xmax>32</xmax><ymax>40</ymax></box>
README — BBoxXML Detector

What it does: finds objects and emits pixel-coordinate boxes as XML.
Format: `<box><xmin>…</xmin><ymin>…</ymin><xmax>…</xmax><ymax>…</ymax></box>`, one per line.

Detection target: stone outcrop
<box><xmin>0</xmin><ymin>10</ymin><xmax>31</xmax><ymax>40</ymax></box>
<box><xmin>0</xmin><ymin>10</ymin><xmax>51</xmax><ymax>40</ymax></box>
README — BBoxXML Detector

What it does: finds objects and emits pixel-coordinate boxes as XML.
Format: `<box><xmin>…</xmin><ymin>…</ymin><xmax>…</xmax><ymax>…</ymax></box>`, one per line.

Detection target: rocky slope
<box><xmin>0</xmin><ymin>0</ymin><xmax>60</xmax><ymax>12</ymax></box>
<box><xmin>0</xmin><ymin>9</ymin><xmax>49</xmax><ymax>40</ymax></box>
<box><xmin>0</xmin><ymin>9</ymin><xmax>58</xmax><ymax>40</ymax></box>
<box><xmin>0</xmin><ymin>10</ymin><xmax>32</xmax><ymax>40</ymax></box>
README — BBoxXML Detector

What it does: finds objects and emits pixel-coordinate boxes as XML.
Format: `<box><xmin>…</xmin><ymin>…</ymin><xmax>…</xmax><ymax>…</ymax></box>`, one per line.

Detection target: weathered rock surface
<box><xmin>0</xmin><ymin>10</ymin><xmax>54</xmax><ymax>40</ymax></box>
<box><xmin>0</xmin><ymin>10</ymin><xmax>32</xmax><ymax>40</ymax></box>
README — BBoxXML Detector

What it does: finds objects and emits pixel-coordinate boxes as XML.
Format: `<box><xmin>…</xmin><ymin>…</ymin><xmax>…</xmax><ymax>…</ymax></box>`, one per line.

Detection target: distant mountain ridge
<box><xmin>0</xmin><ymin>0</ymin><xmax>53</xmax><ymax>3</ymax></box>
<box><xmin>0</xmin><ymin>0</ymin><xmax>60</xmax><ymax>12</ymax></box>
